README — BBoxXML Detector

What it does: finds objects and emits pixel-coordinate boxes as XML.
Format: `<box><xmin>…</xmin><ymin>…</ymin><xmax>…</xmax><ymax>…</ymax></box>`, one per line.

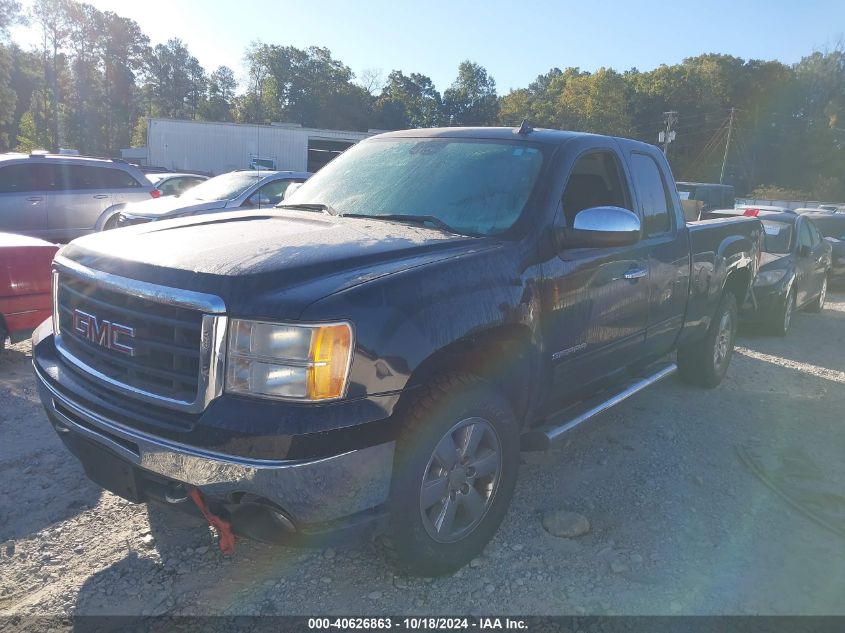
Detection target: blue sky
<box><xmin>12</xmin><ymin>0</ymin><xmax>845</xmax><ymax>93</ymax></box>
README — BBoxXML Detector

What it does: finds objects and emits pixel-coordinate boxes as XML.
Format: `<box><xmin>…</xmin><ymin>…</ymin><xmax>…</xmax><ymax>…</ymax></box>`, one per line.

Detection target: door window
<box><xmin>561</xmin><ymin>151</ymin><xmax>630</xmax><ymax>228</ymax></box>
<box><xmin>0</xmin><ymin>164</ymin><xmax>61</xmax><ymax>192</ymax></box>
<box><xmin>255</xmin><ymin>179</ymin><xmax>300</xmax><ymax>206</ymax></box>
<box><xmin>630</xmin><ymin>153</ymin><xmax>673</xmax><ymax>236</ymax></box>
<box><xmin>99</xmin><ymin>168</ymin><xmax>141</xmax><ymax>189</ymax></box>
<box><xmin>806</xmin><ymin>221</ymin><xmax>822</xmax><ymax>247</ymax></box>
<box><xmin>797</xmin><ymin>221</ymin><xmax>813</xmax><ymax>249</ymax></box>
<box><xmin>0</xmin><ymin>164</ymin><xmax>37</xmax><ymax>193</ymax></box>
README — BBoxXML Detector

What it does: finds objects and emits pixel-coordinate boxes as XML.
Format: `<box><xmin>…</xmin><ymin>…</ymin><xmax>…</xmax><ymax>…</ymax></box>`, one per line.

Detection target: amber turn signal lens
<box><xmin>307</xmin><ymin>324</ymin><xmax>353</xmax><ymax>400</ymax></box>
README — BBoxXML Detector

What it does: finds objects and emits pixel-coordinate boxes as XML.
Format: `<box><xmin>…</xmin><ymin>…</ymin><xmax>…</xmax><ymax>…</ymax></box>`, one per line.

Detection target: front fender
<box><xmin>298</xmin><ymin>245</ymin><xmax>543</xmax><ymax>401</ymax></box>
<box><xmin>94</xmin><ymin>204</ymin><xmax>127</xmax><ymax>231</ymax></box>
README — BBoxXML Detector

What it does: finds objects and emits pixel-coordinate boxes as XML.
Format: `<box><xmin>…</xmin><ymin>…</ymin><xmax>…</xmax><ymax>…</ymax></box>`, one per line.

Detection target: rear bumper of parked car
<box><xmin>33</xmin><ymin>325</ymin><xmax>396</xmax><ymax>544</ymax></box>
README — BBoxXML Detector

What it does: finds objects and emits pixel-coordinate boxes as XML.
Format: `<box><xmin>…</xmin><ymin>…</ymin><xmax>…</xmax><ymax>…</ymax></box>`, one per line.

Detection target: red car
<box><xmin>0</xmin><ymin>233</ymin><xmax>58</xmax><ymax>351</ymax></box>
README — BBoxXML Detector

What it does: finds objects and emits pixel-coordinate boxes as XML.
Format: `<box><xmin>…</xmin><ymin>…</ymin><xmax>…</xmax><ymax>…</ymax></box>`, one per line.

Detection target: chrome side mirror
<box><xmin>561</xmin><ymin>206</ymin><xmax>642</xmax><ymax>249</ymax></box>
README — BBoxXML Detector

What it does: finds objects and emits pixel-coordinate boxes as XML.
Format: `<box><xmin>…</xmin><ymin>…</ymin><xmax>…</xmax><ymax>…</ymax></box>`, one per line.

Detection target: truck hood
<box><xmin>60</xmin><ymin>210</ymin><xmax>490</xmax><ymax>318</ymax></box>
<box><xmin>122</xmin><ymin>195</ymin><xmax>228</xmax><ymax>219</ymax></box>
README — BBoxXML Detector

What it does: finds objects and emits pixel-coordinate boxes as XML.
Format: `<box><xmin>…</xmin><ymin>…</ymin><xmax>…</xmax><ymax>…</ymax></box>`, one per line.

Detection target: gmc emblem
<box><xmin>72</xmin><ymin>309</ymin><xmax>136</xmax><ymax>356</ymax></box>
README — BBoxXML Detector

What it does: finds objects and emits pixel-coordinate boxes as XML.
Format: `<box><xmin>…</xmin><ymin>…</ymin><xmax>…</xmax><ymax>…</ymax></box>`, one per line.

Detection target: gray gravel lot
<box><xmin>2</xmin><ymin>292</ymin><xmax>845</xmax><ymax>617</ymax></box>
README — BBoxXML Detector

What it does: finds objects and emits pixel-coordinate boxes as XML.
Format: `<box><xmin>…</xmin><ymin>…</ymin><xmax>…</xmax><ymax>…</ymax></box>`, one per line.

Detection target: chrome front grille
<box><xmin>53</xmin><ymin>257</ymin><xmax>226</xmax><ymax>412</ymax></box>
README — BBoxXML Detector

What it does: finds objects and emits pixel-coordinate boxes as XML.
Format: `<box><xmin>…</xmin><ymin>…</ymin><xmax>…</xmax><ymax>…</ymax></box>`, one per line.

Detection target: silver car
<box><xmin>0</xmin><ymin>152</ymin><xmax>158</xmax><ymax>242</ymax></box>
<box><xmin>145</xmin><ymin>172</ymin><xmax>209</xmax><ymax>197</ymax></box>
<box><xmin>114</xmin><ymin>170</ymin><xmax>311</xmax><ymax>228</ymax></box>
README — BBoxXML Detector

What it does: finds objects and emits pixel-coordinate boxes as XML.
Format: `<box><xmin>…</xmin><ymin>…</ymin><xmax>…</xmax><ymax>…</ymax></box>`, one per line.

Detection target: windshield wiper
<box><xmin>276</xmin><ymin>202</ymin><xmax>340</xmax><ymax>216</ymax></box>
<box><xmin>341</xmin><ymin>213</ymin><xmax>480</xmax><ymax>237</ymax></box>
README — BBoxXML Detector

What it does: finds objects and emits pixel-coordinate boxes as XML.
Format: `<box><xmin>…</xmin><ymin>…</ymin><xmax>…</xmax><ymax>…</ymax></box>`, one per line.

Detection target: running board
<box><xmin>521</xmin><ymin>362</ymin><xmax>677</xmax><ymax>451</ymax></box>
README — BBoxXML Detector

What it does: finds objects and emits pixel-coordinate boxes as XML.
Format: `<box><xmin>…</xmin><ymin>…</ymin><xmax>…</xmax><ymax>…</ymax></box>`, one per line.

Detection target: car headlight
<box><xmin>755</xmin><ymin>270</ymin><xmax>787</xmax><ymax>286</ymax></box>
<box><xmin>225</xmin><ymin>320</ymin><xmax>354</xmax><ymax>401</ymax></box>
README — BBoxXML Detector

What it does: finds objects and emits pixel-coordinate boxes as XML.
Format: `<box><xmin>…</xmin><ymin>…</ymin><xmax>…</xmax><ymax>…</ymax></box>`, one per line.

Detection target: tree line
<box><xmin>1</xmin><ymin>0</ymin><xmax>844</xmax><ymax>199</ymax></box>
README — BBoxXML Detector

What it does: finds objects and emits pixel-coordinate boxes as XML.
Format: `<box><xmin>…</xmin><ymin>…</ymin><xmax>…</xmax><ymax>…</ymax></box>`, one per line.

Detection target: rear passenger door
<box><xmin>794</xmin><ymin>219</ymin><xmax>816</xmax><ymax>306</ymax></box>
<box><xmin>628</xmin><ymin>151</ymin><xmax>690</xmax><ymax>357</ymax></box>
<box><xmin>805</xmin><ymin>220</ymin><xmax>828</xmax><ymax>299</ymax></box>
<box><xmin>0</xmin><ymin>163</ymin><xmax>49</xmax><ymax>237</ymax></box>
<box><xmin>46</xmin><ymin>164</ymin><xmax>112</xmax><ymax>240</ymax></box>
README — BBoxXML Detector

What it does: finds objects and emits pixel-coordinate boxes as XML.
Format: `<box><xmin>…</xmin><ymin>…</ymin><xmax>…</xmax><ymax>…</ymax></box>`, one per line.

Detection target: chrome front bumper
<box><xmin>35</xmin><ymin>362</ymin><xmax>395</xmax><ymax>526</ymax></box>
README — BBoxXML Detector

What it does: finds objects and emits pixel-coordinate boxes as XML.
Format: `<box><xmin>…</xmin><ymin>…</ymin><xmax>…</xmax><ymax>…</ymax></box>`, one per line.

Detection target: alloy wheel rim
<box><xmin>819</xmin><ymin>279</ymin><xmax>827</xmax><ymax>308</ymax></box>
<box><xmin>419</xmin><ymin>417</ymin><xmax>502</xmax><ymax>543</ymax></box>
<box><xmin>784</xmin><ymin>294</ymin><xmax>793</xmax><ymax>331</ymax></box>
<box><xmin>714</xmin><ymin>309</ymin><xmax>733</xmax><ymax>368</ymax></box>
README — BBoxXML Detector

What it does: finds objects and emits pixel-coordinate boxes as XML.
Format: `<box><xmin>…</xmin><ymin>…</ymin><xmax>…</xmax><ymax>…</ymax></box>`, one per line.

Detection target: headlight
<box><xmin>225</xmin><ymin>320</ymin><xmax>353</xmax><ymax>401</ymax></box>
<box><xmin>755</xmin><ymin>270</ymin><xmax>787</xmax><ymax>286</ymax></box>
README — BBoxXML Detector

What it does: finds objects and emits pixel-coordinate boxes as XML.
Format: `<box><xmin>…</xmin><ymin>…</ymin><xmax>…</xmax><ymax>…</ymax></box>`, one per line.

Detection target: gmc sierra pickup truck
<box><xmin>32</xmin><ymin>127</ymin><xmax>761</xmax><ymax>576</ymax></box>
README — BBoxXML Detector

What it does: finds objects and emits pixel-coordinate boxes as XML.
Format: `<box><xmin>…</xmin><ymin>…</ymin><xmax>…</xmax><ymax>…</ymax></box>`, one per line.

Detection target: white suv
<box><xmin>0</xmin><ymin>153</ymin><xmax>157</xmax><ymax>242</ymax></box>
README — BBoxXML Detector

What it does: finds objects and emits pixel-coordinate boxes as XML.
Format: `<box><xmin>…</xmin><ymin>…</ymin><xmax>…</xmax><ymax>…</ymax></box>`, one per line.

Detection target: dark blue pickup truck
<box><xmin>32</xmin><ymin>127</ymin><xmax>761</xmax><ymax>575</ymax></box>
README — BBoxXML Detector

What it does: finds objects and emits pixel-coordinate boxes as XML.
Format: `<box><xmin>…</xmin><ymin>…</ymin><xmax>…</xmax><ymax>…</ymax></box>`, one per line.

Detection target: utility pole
<box><xmin>720</xmin><ymin>107</ymin><xmax>736</xmax><ymax>184</ymax></box>
<box><xmin>660</xmin><ymin>111</ymin><xmax>678</xmax><ymax>156</ymax></box>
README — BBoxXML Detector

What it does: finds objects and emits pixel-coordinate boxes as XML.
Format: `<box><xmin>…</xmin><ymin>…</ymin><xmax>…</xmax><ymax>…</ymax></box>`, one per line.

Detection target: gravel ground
<box><xmin>2</xmin><ymin>291</ymin><xmax>845</xmax><ymax>618</ymax></box>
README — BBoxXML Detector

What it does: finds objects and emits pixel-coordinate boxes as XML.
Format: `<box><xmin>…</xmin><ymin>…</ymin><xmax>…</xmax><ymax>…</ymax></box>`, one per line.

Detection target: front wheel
<box><xmin>380</xmin><ymin>373</ymin><xmax>519</xmax><ymax>576</ymax></box>
<box><xmin>806</xmin><ymin>276</ymin><xmax>827</xmax><ymax>313</ymax></box>
<box><xmin>770</xmin><ymin>288</ymin><xmax>795</xmax><ymax>336</ymax></box>
<box><xmin>678</xmin><ymin>292</ymin><xmax>738</xmax><ymax>388</ymax></box>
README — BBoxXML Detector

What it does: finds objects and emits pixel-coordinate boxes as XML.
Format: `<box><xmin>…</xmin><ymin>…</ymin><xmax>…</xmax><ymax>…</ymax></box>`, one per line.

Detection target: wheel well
<box><xmin>723</xmin><ymin>267</ymin><xmax>751</xmax><ymax>305</ymax></box>
<box><xmin>403</xmin><ymin>325</ymin><xmax>537</xmax><ymax>424</ymax></box>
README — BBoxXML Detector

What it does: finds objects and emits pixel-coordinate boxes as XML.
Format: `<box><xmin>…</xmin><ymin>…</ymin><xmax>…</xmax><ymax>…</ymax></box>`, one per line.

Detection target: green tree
<box><xmin>376</xmin><ymin>70</ymin><xmax>443</xmax><ymax>128</ymax></box>
<box><xmin>199</xmin><ymin>65</ymin><xmax>236</xmax><ymax>121</ymax></box>
<box><xmin>443</xmin><ymin>61</ymin><xmax>498</xmax><ymax>125</ymax></box>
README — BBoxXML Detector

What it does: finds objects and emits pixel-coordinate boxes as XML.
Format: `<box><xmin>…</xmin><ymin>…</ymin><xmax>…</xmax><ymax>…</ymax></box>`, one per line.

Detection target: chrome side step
<box><xmin>521</xmin><ymin>362</ymin><xmax>677</xmax><ymax>451</ymax></box>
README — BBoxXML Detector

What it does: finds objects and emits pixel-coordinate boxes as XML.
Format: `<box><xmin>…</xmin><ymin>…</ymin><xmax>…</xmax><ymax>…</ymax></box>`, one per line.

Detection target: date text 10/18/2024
<box><xmin>308</xmin><ymin>618</ymin><xmax>529</xmax><ymax>630</ymax></box>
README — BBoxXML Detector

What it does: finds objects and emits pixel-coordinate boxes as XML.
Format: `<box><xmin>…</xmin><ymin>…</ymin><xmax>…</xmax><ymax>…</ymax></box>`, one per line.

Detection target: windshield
<box><xmin>760</xmin><ymin>220</ymin><xmax>794</xmax><ymax>254</ymax></box>
<box><xmin>283</xmin><ymin>137</ymin><xmax>545</xmax><ymax>236</ymax></box>
<box><xmin>185</xmin><ymin>172</ymin><xmax>263</xmax><ymax>201</ymax></box>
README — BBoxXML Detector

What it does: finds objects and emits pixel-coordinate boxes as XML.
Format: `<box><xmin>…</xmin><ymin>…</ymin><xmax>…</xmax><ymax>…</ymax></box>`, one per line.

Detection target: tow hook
<box><xmin>188</xmin><ymin>487</ymin><xmax>236</xmax><ymax>555</ymax></box>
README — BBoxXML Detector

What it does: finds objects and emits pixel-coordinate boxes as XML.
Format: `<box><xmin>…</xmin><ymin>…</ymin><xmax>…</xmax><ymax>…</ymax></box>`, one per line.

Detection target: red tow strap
<box><xmin>188</xmin><ymin>487</ymin><xmax>236</xmax><ymax>555</ymax></box>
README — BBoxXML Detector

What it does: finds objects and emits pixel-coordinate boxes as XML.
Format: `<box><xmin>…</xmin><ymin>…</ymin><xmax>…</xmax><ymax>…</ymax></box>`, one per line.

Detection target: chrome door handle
<box><xmin>93</xmin><ymin>194</ymin><xmax>109</xmax><ymax>199</ymax></box>
<box><xmin>623</xmin><ymin>267</ymin><xmax>648</xmax><ymax>280</ymax></box>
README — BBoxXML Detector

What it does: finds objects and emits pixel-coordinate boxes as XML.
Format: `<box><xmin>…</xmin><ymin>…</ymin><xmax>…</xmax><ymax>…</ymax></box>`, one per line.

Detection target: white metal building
<box><xmin>144</xmin><ymin>118</ymin><xmax>372</xmax><ymax>175</ymax></box>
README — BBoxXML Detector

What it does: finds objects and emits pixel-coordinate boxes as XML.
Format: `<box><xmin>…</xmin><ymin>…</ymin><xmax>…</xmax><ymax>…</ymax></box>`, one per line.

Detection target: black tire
<box><xmin>677</xmin><ymin>292</ymin><xmax>738</xmax><ymax>388</ymax></box>
<box><xmin>769</xmin><ymin>288</ymin><xmax>795</xmax><ymax>336</ymax></box>
<box><xmin>806</xmin><ymin>276</ymin><xmax>827</xmax><ymax>313</ymax></box>
<box><xmin>380</xmin><ymin>372</ymin><xmax>520</xmax><ymax>576</ymax></box>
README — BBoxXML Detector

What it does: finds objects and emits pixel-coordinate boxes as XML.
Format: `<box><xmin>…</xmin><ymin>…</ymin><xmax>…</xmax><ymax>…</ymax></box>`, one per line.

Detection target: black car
<box><xmin>744</xmin><ymin>213</ymin><xmax>831</xmax><ymax>335</ymax></box>
<box><xmin>804</xmin><ymin>212</ymin><xmax>845</xmax><ymax>282</ymax></box>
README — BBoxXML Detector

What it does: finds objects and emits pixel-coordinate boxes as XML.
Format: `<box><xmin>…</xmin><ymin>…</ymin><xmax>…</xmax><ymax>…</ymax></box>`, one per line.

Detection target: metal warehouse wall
<box><xmin>146</xmin><ymin>119</ymin><xmax>370</xmax><ymax>175</ymax></box>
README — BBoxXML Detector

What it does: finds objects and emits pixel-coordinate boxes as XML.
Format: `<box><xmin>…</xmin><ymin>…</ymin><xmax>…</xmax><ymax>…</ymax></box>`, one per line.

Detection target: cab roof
<box><xmin>369</xmin><ymin>126</ymin><xmax>657</xmax><ymax>151</ymax></box>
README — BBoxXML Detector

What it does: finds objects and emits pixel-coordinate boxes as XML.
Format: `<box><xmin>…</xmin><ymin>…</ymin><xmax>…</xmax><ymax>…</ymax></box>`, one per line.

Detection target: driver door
<box><xmin>543</xmin><ymin>149</ymin><xmax>650</xmax><ymax>408</ymax></box>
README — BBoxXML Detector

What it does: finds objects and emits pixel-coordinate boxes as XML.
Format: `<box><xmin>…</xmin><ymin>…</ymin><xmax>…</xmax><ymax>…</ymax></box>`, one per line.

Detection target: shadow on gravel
<box><xmin>73</xmin><ymin>551</ymin><xmax>167</xmax><ymax>622</ymax></box>
<box><xmin>0</xmin><ymin>391</ymin><xmax>102</xmax><ymax>542</ymax></box>
<box><xmin>145</xmin><ymin>500</ymin><xmax>214</xmax><ymax>556</ymax></box>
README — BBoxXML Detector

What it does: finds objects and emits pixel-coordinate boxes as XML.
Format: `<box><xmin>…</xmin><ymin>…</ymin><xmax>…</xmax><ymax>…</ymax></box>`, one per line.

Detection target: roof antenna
<box><xmin>515</xmin><ymin>119</ymin><xmax>533</xmax><ymax>135</ymax></box>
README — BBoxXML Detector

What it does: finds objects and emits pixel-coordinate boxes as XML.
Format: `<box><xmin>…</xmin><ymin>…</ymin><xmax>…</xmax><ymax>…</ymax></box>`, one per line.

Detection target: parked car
<box><xmin>794</xmin><ymin>207</ymin><xmax>835</xmax><ymax>215</ymax></box>
<box><xmin>803</xmin><ymin>212</ymin><xmax>845</xmax><ymax>282</ymax></box>
<box><xmin>743</xmin><ymin>213</ymin><xmax>831</xmax><ymax>335</ymax></box>
<box><xmin>33</xmin><ymin>127</ymin><xmax>761</xmax><ymax>576</ymax></box>
<box><xmin>0</xmin><ymin>153</ymin><xmax>158</xmax><ymax>241</ymax></box>
<box><xmin>0</xmin><ymin>232</ymin><xmax>58</xmax><ymax>352</ymax></box>
<box><xmin>676</xmin><ymin>181</ymin><xmax>735</xmax><ymax>212</ymax></box>
<box><xmin>114</xmin><ymin>170</ymin><xmax>311</xmax><ymax>228</ymax></box>
<box><xmin>704</xmin><ymin>205</ymin><xmax>795</xmax><ymax>219</ymax></box>
<box><xmin>146</xmin><ymin>173</ymin><xmax>208</xmax><ymax>197</ymax></box>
